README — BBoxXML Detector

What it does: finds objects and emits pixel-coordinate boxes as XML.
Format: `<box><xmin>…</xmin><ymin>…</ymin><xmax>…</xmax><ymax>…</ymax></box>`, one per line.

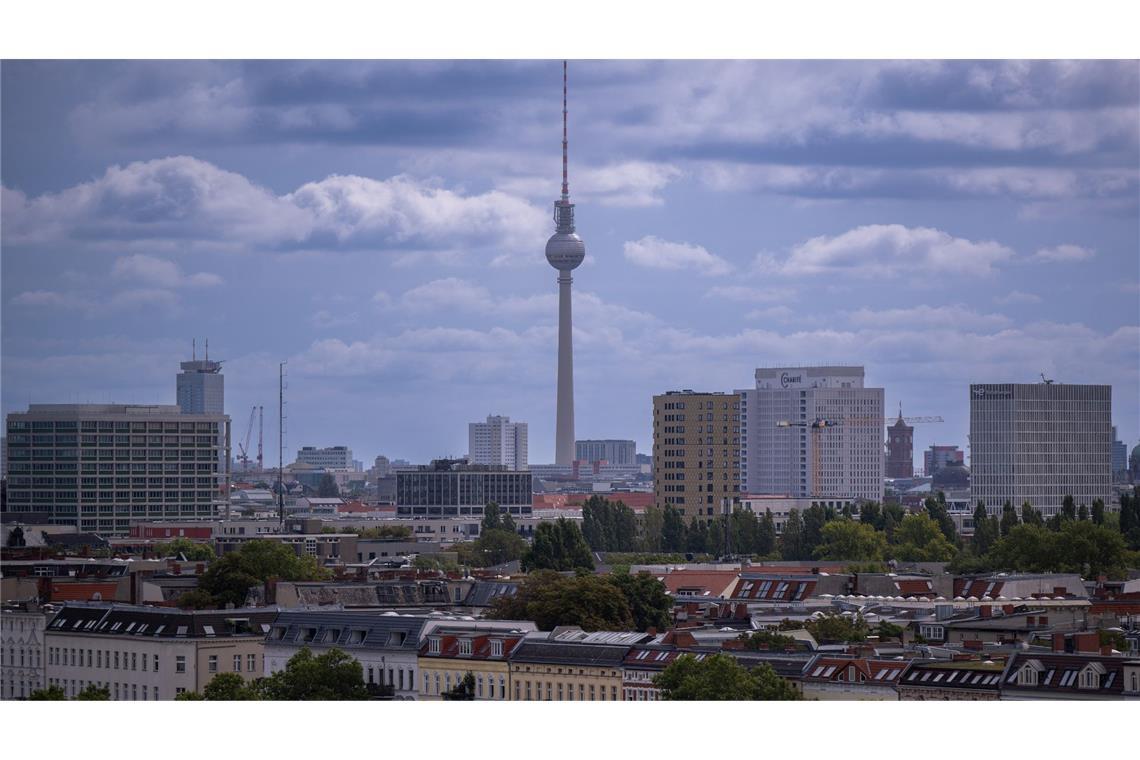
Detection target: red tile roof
<box><xmin>658</xmin><ymin>570</ymin><xmax>741</xmax><ymax>597</ymax></box>
<box><xmin>803</xmin><ymin>658</ymin><xmax>907</xmax><ymax>685</ymax></box>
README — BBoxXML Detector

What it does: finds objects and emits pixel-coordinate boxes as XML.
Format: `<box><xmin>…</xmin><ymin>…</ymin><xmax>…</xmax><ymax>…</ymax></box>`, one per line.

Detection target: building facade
<box><xmin>176</xmin><ymin>358</ymin><xmax>224</xmax><ymax>415</ymax></box>
<box><xmin>4</xmin><ymin>404</ymin><xmax>229</xmax><ymax>535</ymax></box>
<box><xmin>396</xmin><ymin>459</ymin><xmax>532</xmax><ymax>518</ymax></box>
<box><xmin>1</xmin><ymin>602</ymin><xmax>49</xmax><ymax>700</ymax></box>
<box><xmin>295</xmin><ymin>446</ymin><xmax>354</xmax><ymax>469</ymax></box>
<box><xmin>970</xmin><ymin>383</ymin><xmax>1111</xmax><ymax>516</ymax></box>
<box><xmin>653</xmin><ymin>391</ymin><xmax>741</xmax><ymax>520</ymax></box>
<box><xmin>739</xmin><ymin>367</ymin><xmax>884</xmax><ymax>503</ymax></box>
<box><xmin>1111</xmin><ymin>427</ymin><xmax>1128</xmax><ymax>481</ymax></box>
<box><xmin>43</xmin><ymin>603</ymin><xmax>275</xmax><ymax>700</ymax></box>
<box><xmin>924</xmin><ymin>445</ymin><xmax>965</xmax><ymax>476</ymax></box>
<box><xmin>576</xmin><ymin>439</ymin><xmax>637</xmax><ymax>466</ymax></box>
<box><xmin>417</xmin><ymin>625</ymin><xmax>533</xmax><ymax>700</ymax></box>
<box><xmin>508</xmin><ymin>629</ymin><xmax>646</xmax><ymax>701</ymax></box>
<box><xmin>468</xmin><ymin>415</ymin><xmax>528</xmax><ymax>470</ymax></box>
<box><xmin>885</xmin><ymin>412</ymin><xmax>914</xmax><ymax>479</ymax></box>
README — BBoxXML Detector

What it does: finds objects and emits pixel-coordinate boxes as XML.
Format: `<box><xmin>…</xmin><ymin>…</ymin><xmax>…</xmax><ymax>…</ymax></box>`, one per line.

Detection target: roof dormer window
<box><xmin>491</xmin><ymin>639</ymin><xmax>503</xmax><ymax>657</ymax></box>
<box><xmin>428</xmin><ymin>636</ymin><xmax>441</xmax><ymax>655</ymax></box>
<box><xmin>459</xmin><ymin>639</ymin><xmax>473</xmax><ymax>656</ymax></box>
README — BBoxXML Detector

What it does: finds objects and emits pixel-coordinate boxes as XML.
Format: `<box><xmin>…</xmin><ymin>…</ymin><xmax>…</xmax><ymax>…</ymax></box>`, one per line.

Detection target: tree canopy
<box><xmin>198</xmin><ymin>539</ymin><xmax>331</xmax><ymax>607</ymax></box>
<box><xmin>655</xmin><ymin>653</ymin><xmax>799</xmax><ymax>701</ymax></box>
<box><xmin>814</xmin><ymin>520</ymin><xmax>888</xmax><ymax>562</ymax></box>
<box><xmin>256</xmin><ymin>647</ymin><xmax>369</xmax><ymax>700</ymax></box>
<box><xmin>487</xmin><ymin>569</ymin><xmax>672</xmax><ymax>632</ymax></box>
<box><xmin>523</xmin><ymin>518</ymin><xmax>595</xmax><ymax>571</ymax></box>
<box><xmin>891</xmin><ymin>513</ymin><xmax>957</xmax><ymax>562</ymax></box>
<box><xmin>153</xmin><ymin>536</ymin><xmax>215</xmax><ymax>561</ymax></box>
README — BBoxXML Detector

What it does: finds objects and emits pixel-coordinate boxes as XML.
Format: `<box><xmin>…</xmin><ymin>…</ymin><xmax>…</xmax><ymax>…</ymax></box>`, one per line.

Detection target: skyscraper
<box><xmin>970</xmin><ymin>382</ymin><xmax>1110</xmax><ymax>516</ymax></box>
<box><xmin>545</xmin><ymin>61</ymin><xmax>585</xmax><ymax>466</ymax></box>
<box><xmin>176</xmin><ymin>342</ymin><xmax>224</xmax><ymax>414</ymax></box>
<box><xmin>653</xmin><ymin>390</ymin><xmax>741</xmax><ymax>520</ymax></box>
<box><xmin>469</xmin><ymin>415</ymin><xmax>529</xmax><ymax>469</ymax></box>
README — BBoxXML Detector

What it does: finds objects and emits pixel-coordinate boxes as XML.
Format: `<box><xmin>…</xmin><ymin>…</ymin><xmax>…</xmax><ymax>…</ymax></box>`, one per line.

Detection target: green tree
<box><xmin>28</xmin><ymin>685</ymin><xmax>67</xmax><ymax>700</ymax></box>
<box><xmin>780</xmin><ymin>509</ymin><xmax>807</xmax><ymax>560</ymax></box>
<box><xmin>738</xmin><ymin>629</ymin><xmax>798</xmax><ymax>651</ymax></box>
<box><xmin>1078</xmin><ymin>503</ymin><xmax>1089</xmax><ymax>522</ymax></box>
<box><xmin>756</xmin><ymin>510</ymin><xmax>777</xmax><ymax>556</ymax></box>
<box><xmin>1061</xmin><ymin>494</ymin><xmax>1077</xmax><ymax>523</ymax></box>
<box><xmin>655</xmin><ymin>653</ymin><xmax>799</xmax><ymax>701</ymax></box>
<box><xmin>488</xmin><ymin>570</ymin><xmax>634</xmax><ymax>631</ymax></box>
<box><xmin>523</xmin><ymin>518</ymin><xmax>595</xmax><ymax>572</ymax></box>
<box><xmin>1053</xmin><ymin>520</ymin><xmax>1130</xmax><ymax>578</ymax></box>
<box><xmin>608</xmin><ymin>571</ymin><xmax>673</xmax><ymax>632</ymax></box>
<box><xmin>1021</xmin><ymin>500</ymin><xmax>1044</xmax><ymax>527</ymax></box>
<box><xmin>686</xmin><ymin>517</ymin><xmax>711</xmax><ymax>555</ymax></box>
<box><xmin>482</xmin><ymin>502</ymin><xmax>504</xmax><ymax>532</ymax></box>
<box><xmin>988</xmin><ymin>524</ymin><xmax>1058</xmax><ymax>573</ymax></box>
<box><xmin>154</xmin><ymin>536</ymin><xmax>215</xmax><ymax>561</ymax></box>
<box><xmin>1000</xmin><ymin>501</ymin><xmax>1020</xmax><ymax>537</ymax></box>
<box><xmin>785</xmin><ymin>611</ymin><xmax>869</xmax><ymax>643</ymax></box>
<box><xmin>924</xmin><ymin>492</ymin><xmax>958</xmax><ymax>543</ymax></box>
<box><xmin>472</xmin><ymin>528</ymin><xmax>526</xmax><ymax>567</ymax></box>
<box><xmin>1091</xmin><ymin>498</ymin><xmax>1106</xmax><ymax>526</ymax></box>
<box><xmin>201</xmin><ymin>672</ymin><xmax>260</xmax><ymax>700</ymax></box>
<box><xmin>442</xmin><ymin>672</ymin><xmax>476</xmax><ymax>700</ymax></box>
<box><xmin>802</xmin><ymin>504</ymin><xmax>829</xmax><ymax>557</ymax></box>
<box><xmin>175</xmin><ymin>589</ymin><xmax>217</xmax><ymax>610</ymax></box>
<box><xmin>661</xmin><ymin>505</ymin><xmax>687</xmax><ymax>553</ymax></box>
<box><xmin>75</xmin><ymin>683</ymin><xmax>111</xmax><ymax>700</ymax></box>
<box><xmin>413</xmin><ymin>554</ymin><xmax>458</xmax><ymax>572</ymax></box>
<box><xmin>639</xmin><ymin>506</ymin><xmax>665</xmax><ymax>553</ymax></box>
<box><xmin>256</xmin><ymin>647</ymin><xmax>368</xmax><ymax>700</ymax></box>
<box><xmin>317</xmin><ymin>474</ymin><xmax>340</xmax><ymax>498</ymax></box>
<box><xmin>356</xmin><ymin>525</ymin><xmax>413</xmax><ymax>540</ymax></box>
<box><xmin>972</xmin><ymin>501</ymin><xmax>999</xmax><ymax>555</ymax></box>
<box><xmin>891</xmin><ymin>513</ymin><xmax>957</xmax><ymax>562</ymax></box>
<box><xmin>199</xmin><ymin>539</ymin><xmax>331</xmax><ymax>607</ymax></box>
<box><xmin>814</xmin><ymin>520</ymin><xmax>888</xmax><ymax>562</ymax></box>
<box><xmin>876</xmin><ymin>621</ymin><xmax>905</xmax><ymax>642</ymax></box>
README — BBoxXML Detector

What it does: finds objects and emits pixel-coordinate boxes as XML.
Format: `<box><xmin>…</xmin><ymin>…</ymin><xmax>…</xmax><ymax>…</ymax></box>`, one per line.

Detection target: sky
<box><xmin>2</xmin><ymin>59</ymin><xmax>1138</xmax><ymax>467</ymax></box>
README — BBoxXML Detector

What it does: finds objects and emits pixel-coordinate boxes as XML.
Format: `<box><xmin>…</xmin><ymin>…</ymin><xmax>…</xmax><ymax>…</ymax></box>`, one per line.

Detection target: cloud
<box><xmin>2</xmin><ymin>156</ymin><xmax>547</xmax><ymax>261</ymax></box>
<box><xmin>1032</xmin><ymin>244</ymin><xmax>1095</xmax><ymax>263</ymax></box>
<box><xmin>112</xmin><ymin>254</ymin><xmax>222</xmax><ymax>288</ymax></box>
<box><xmin>705</xmin><ymin>285</ymin><xmax>795</xmax><ymax>303</ymax></box>
<box><xmin>844</xmin><ymin>305</ymin><xmax>1011</xmax><ymax>331</ymax></box>
<box><xmin>311</xmin><ymin>310</ymin><xmax>358</xmax><ymax>329</ymax></box>
<box><xmin>623</xmin><ymin>235</ymin><xmax>732</xmax><ymax>276</ymax></box>
<box><xmin>758</xmin><ymin>224</ymin><xmax>1015</xmax><ymax>278</ymax></box>
<box><xmin>995</xmin><ymin>290</ymin><xmax>1043</xmax><ymax>305</ymax></box>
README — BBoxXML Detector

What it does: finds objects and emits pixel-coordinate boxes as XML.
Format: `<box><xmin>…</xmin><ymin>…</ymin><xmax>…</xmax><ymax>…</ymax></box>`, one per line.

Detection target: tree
<box><xmin>780</xmin><ymin>509</ymin><xmax>807</xmax><ymax>560</ymax></box>
<box><xmin>413</xmin><ymin>554</ymin><xmax>458</xmax><ymax>572</ymax></box>
<box><xmin>756</xmin><ymin>510</ymin><xmax>777</xmax><ymax>556</ymax></box>
<box><xmin>441</xmin><ymin>672</ymin><xmax>476</xmax><ymax>700</ymax></box>
<box><xmin>1078</xmin><ymin>503</ymin><xmax>1089</xmax><ymax>522</ymax></box>
<box><xmin>256</xmin><ymin>647</ymin><xmax>368</xmax><ymax>700</ymax></box>
<box><xmin>988</xmin><ymin>524</ymin><xmax>1058</xmax><ymax>573</ymax></box>
<box><xmin>1091</xmin><ymin>498</ymin><xmax>1106</xmax><ymax>526</ymax></box>
<box><xmin>738</xmin><ymin>629</ymin><xmax>798</xmax><ymax>651</ymax></box>
<box><xmin>472</xmin><ymin>528</ymin><xmax>526</xmax><ymax>567</ymax></box>
<box><xmin>972</xmin><ymin>502</ymin><xmax>999</xmax><ymax>555</ymax></box>
<box><xmin>482</xmin><ymin>502</ymin><xmax>505</xmax><ymax>532</ymax></box>
<box><xmin>639</xmin><ymin>506</ymin><xmax>665</xmax><ymax>553</ymax></box>
<box><xmin>1000</xmin><ymin>501</ymin><xmax>1020</xmax><ymax>537</ymax></box>
<box><xmin>153</xmin><ymin>536</ymin><xmax>215</xmax><ymax>561</ymax></box>
<box><xmin>1061</xmin><ymin>494</ymin><xmax>1077</xmax><ymax>523</ymax></box>
<box><xmin>655</xmin><ymin>653</ymin><xmax>799</xmax><ymax>701</ymax></box>
<box><xmin>609</xmin><ymin>571</ymin><xmax>673</xmax><ymax>632</ymax></box>
<box><xmin>580</xmin><ymin>496</ymin><xmax>638</xmax><ymax>552</ymax></box>
<box><xmin>801</xmin><ymin>504</ymin><xmax>830</xmax><ymax>557</ymax></box>
<box><xmin>1021</xmin><ymin>500</ymin><xmax>1044</xmax><ymax>527</ymax></box>
<box><xmin>75</xmin><ymin>683</ymin><xmax>111</xmax><ymax>700</ymax></box>
<box><xmin>786</xmin><ymin>611</ymin><xmax>869</xmax><ymax>643</ymax></box>
<box><xmin>523</xmin><ymin>518</ymin><xmax>595</xmax><ymax>572</ymax></box>
<box><xmin>202</xmin><ymin>672</ymin><xmax>260</xmax><ymax>700</ymax></box>
<box><xmin>175</xmin><ymin>589</ymin><xmax>216</xmax><ymax>610</ymax></box>
<box><xmin>28</xmin><ymin>685</ymin><xmax>67</xmax><ymax>700</ymax></box>
<box><xmin>355</xmin><ymin>525</ymin><xmax>412</xmax><ymax>540</ymax></box>
<box><xmin>488</xmin><ymin>571</ymin><xmax>634</xmax><ymax>631</ymax></box>
<box><xmin>661</xmin><ymin>506</ymin><xmax>687</xmax><ymax>553</ymax></box>
<box><xmin>876</xmin><ymin>621</ymin><xmax>905</xmax><ymax>642</ymax></box>
<box><xmin>814</xmin><ymin>520</ymin><xmax>888</xmax><ymax>562</ymax></box>
<box><xmin>317</xmin><ymin>474</ymin><xmax>340</xmax><ymax>497</ymax></box>
<box><xmin>891</xmin><ymin>513</ymin><xmax>957</xmax><ymax>562</ymax></box>
<box><xmin>687</xmin><ymin>517</ymin><xmax>711</xmax><ymax>555</ymax></box>
<box><xmin>1053</xmin><ymin>520</ymin><xmax>1130</xmax><ymax>579</ymax></box>
<box><xmin>198</xmin><ymin>539</ymin><xmax>331</xmax><ymax>607</ymax></box>
<box><xmin>924</xmin><ymin>493</ymin><xmax>958</xmax><ymax>543</ymax></box>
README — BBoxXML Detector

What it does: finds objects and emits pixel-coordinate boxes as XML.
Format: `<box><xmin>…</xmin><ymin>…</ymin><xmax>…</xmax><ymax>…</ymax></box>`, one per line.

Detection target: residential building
<box><xmin>469</xmin><ymin>415</ymin><xmax>528</xmax><ymax>470</ymax></box>
<box><xmin>969</xmin><ymin>382</ymin><xmax>1111</xmax><ymax>516</ymax></box>
<box><xmin>575</xmin><ymin>439</ymin><xmax>637</xmax><ymax>467</ymax></box>
<box><xmin>4</xmin><ymin>404</ymin><xmax>229</xmax><ymax>535</ymax></box>
<box><xmin>885</xmin><ymin>410</ymin><xmax>914</xmax><ymax>479</ymax></box>
<box><xmin>897</xmin><ymin>659</ymin><xmax>1006</xmax><ymax>700</ymax></box>
<box><xmin>923</xmin><ymin>445</ymin><xmax>964</xmax><ymax>476</ymax></box>
<box><xmin>1111</xmin><ymin>427</ymin><xmax>1128</xmax><ymax>481</ymax></box>
<box><xmin>43</xmin><ymin>602</ymin><xmax>276</xmax><ymax>700</ymax></box>
<box><xmin>739</xmin><ymin>366</ymin><xmax>884</xmax><ymax>503</ymax></box>
<box><xmin>623</xmin><ymin>643</ymin><xmax>700</xmax><ymax>701</ymax></box>
<box><xmin>176</xmin><ymin>356</ymin><xmax>224</xmax><ymax>415</ymax></box>
<box><xmin>1</xmin><ymin>602</ymin><xmax>50</xmax><ymax>700</ymax></box>
<box><xmin>800</xmin><ymin>656</ymin><xmax>907</xmax><ymax>700</ymax></box>
<box><xmin>295</xmin><ymin>446</ymin><xmax>354</xmax><ymax>470</ymax></box>
<box><xmin>1002</xmin><ymin>653</ymin><xmax>1140</xmax><ymax>700</ymax></box>
<box><xmin>396</xmin><ymin>459</ymin><xmax>532</xmax><ymax>518</ymax></box>
<box><xmin>417</xmin><ymin>624</ymin><xmax>534</xmax><ymax>700</ymax></box>
<box><xmin>653</xmin><ymin>391</ymin><xmax>741</xmax><ymax>520</ymax></box>
<box><xmin>509</xmin><ymin>628</ymin><xmax>649</xmax><ymax>701</ymax></box>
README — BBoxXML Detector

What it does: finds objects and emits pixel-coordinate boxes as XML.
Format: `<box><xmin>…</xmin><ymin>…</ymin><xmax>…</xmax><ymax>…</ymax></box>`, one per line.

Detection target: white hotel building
<box><xmin>739</xmin><ymin>366</ymin><xmax>884</xmax><ymax>503</ymax></box>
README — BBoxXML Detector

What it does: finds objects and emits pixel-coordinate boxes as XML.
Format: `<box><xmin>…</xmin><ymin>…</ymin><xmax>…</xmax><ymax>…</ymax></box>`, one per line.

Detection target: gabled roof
<box><xmin>419</xmin><ymin>630</ymin><xmax>525</xmax><ymax>660</ymax></box>
<box><xmin>732</xmin><ymin>575</ymin><xmax>816</xmax><ymax>602</ymax></box>
<box><xmin>509</xmin><ymin>638</ymin><xmax>633</xmax><ymax>668</ymax></box>
<box><xmin>899</xmin><ymin>659</ymin><xmax>1007</xmax><ymax>691</ymax></box>
<box><xmin>46</xmin><ymin>602</ymin><xmax>276</xmax><ymax>639</ymax></box>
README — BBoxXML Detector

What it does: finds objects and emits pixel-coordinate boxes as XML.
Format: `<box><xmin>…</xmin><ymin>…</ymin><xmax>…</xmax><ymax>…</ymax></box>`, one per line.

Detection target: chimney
<box><xmin>1074</xmin><ymin>632</ymin><xmax>1099</xmax><ymax>654</ymax></box>
<box><xmin>1052</xmin><ymin>633</ymin><xmax>1066</xmax><ymax>652</ymax></box>
<box><xmin>979</xmin><ymin>605</ymin><xmax>992</xmax><ymax>618</ymax></box>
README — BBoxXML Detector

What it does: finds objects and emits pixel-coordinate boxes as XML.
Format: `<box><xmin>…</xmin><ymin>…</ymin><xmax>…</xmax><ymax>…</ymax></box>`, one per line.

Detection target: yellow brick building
<box><xmin>653</xmin><ymin>391</ymin><xmax>741</xmax><ymax>520</ymax></box>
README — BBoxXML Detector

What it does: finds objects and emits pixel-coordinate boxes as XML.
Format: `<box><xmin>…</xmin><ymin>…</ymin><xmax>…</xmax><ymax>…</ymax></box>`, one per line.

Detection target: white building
<box><xmin>739</xmin><ymin>366</ymin><xmax>884</xmax><ymax>503</ymax></box>
<box><xmin>575</xmin><ymin>439</ymin><xmax>637</xmax><ymax>466</ymax></box>
<box><xmin>739</xmin><ymin>495</ymin><xmax>857</xmax><ymax>533</ymax></box>
<box><xmin>970</xmin><ymin>382</ymin><xmax>1111</xmax><ymax>516</ymax></box>
<box><xmin>468</xmin><ymin>415</ymin><xmax>528</xmax><ymax>470</ymax></box>
<box><xmin>295</xmin><ymin>446</ymin><xmax>354</xmax><ymax>469</ymax></box>
<box><xmin>1</xmin><ymin>602</ymin><xmax>50</xmax><ymax>699</ymax></box>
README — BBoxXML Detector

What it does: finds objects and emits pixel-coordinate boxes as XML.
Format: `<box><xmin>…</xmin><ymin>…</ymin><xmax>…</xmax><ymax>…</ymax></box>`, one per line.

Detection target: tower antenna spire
<box><xmin>561</xmin><ymin>60</ymin><xmax>569</xmax><ymax>201</ymax></box>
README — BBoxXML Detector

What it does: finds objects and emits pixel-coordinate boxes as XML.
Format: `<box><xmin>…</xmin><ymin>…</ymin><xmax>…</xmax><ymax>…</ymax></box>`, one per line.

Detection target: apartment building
<box><xmin>417</xmin><ymin>624</ymin><xmax>534</xmax><ymax>700</ymax></box>
<box><xmin>653</xmin><ymin>391</ymin><xmax>741</xmax><ymax>520</ymax></box>
<box><xmin>1</xmin><ymin>602</ymin><xmax>50</xmax><ymax>700</ymax></box>
<box><xmin>469</xmin><ymin>415</ymin><xmax>528</xmax><ymax>470</ymax></box>
<box><xmin>508</xmin><ymin>628</ymin><xmax>651</xmax><ymax>701</ymax></box>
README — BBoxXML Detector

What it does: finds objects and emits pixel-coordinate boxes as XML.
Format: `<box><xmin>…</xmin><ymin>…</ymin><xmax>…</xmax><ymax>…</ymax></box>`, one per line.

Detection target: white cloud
<box><xmin>995</xmin><ymin>290</ymin><xmax>1043</xmax><ymax>305</ymax></box>
<box><xmin>623</xmin><ymin>235</ymin><xmax>732</xmax><ymax>276</ymax></box>
<box><xmin>112</xmin><ymin>254</ymin><xmax>222</xmax><ymax>288</ymax></box>
<box><xmin>1032</xmin><ymin>244</ymin><xmax>1095</xmax><ymax>263</ymax></box>
<box><xmin>759</xmin><ymin>224</ymin><xmax>1015</xmax><ymax>278</ymax></box>
<box><xmin>705</xmin><ymin>285</ymin><xmax>795</xmax><ymax>303</ymax></box>
<box><xmin>844</xmin><ymin>305</ymin><xmax>1011</xmax><ymax>331</ymax></box>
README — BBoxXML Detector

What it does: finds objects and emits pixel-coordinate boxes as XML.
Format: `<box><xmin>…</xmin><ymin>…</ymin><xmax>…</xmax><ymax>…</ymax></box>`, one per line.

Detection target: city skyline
<box><xmin>3</xmin><ymin>60</ymin><xmax>1139</xmax><ymax>464</ymax></box>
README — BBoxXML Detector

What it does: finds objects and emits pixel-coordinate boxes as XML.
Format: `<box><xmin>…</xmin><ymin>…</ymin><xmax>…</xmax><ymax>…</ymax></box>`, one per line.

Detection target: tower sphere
<box><xmin>546</xmin><ymin>229</ymin><xmax>585</xmax><ymax>271</ymax></box>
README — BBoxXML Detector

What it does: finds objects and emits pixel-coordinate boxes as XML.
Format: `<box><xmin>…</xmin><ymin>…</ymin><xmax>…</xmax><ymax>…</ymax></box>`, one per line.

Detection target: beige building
<box><xmin>653</xmin><ymin>391</ymin><xmax>741</xmax><ymax>520</ymax></box>
<box><xmin>43</xmin><ymin>603</ymin><xmax>276</xmax><ymax>699</ymax></box>
<box><xmin>508</xmin><ymin>628</ymin><xmax>651</xmax><ymax>701</ymax></box>
<box><xmin>417</xmin><ymin>625</ymin><xmax>532</xmax><ymax>700</ymax></box>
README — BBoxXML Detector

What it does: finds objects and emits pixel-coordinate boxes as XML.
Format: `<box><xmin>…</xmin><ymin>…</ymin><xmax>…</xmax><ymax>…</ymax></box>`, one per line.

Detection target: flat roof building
<box><xmin>653</xmin><ymin>391</ymin><xmax>741</xmax><ymax>520</ymax></box>
<box><xmin>469</xmin><ymin>415</ymin><xmax>528</xmax><ymax>470</ymax></box>
<box><xmin>396</xmin><ymin>459</ymin><xmax>532</xmax><ymax>517</ymax></box>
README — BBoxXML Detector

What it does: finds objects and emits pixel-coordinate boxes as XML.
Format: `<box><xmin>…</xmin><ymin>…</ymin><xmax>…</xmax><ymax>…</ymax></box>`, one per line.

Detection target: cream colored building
<box><xmin>43</xmin><ymin>603</ymin><xmax>276</xmax><ymax>699</ymax></box>
<box><xmin>417</xmin><ymin>626</ymin><xmax>531</xmax><ymax>700</ymax></box>
<box><xmin>508</xmin><ymin>628</ymin><xmax>651</xmax><ymax>701</ymax></box>
<box><xmin>653</xmin><ymin>391</ymin><xmax>741</xmax><ymax>521</ymax></box>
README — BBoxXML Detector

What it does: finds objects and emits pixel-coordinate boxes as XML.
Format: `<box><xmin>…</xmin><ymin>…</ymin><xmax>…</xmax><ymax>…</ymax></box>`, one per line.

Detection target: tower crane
<box><xmin>776</xmin><ymin>419</ymin><xmax>842</xmax><ymax>498</ymax></box>
<box><xmin>237</xmin><ymin>405</ymin><xmax>257</xmax><ymax>471</ymax></box>
<box><xmin>257</xmin><ymin>406</ymin><xmax>264</xmax><ymax>471</ymax></box>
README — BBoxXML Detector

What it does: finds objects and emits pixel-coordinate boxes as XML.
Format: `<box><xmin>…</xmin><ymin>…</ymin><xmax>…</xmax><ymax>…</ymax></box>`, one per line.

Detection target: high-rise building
<box><xmin>575</xmin><ymin>439</ymin><xmax>636</xmax><ymax>466</ymax></box>
<box><xmin>924</xmin><ymin>445</ymin><xmax>965</xmax><ymax>476</ymax></box>
<box><xmin>653</xmin><ymin>391</ymin><xmax>741</xmax><ymax>520</ymax></box>
<box><xmin>4</xmin><ymin>404</ymin><xmax>229</xmax><ymax>535</ymax></box>
<box><xmin>396</xmin><ymin>459</ymin><xmax>532</xmax><ymax>517</ymax></box>
<box><xmin>969</xmin><ymin>382</ymin><xmax>1110</xmax><ymax>516</ymax></box>
<box><xmin>738</xmin><ymin>366</ymin><xmax>884</xmax><ymax>503</ymax></box>
<box><xmin>176</xmin><ymin>346</ymin><xmax>224</xmax><ymax>415</ymax></box>
<box><xmin>1111</xmin><ymin>426</ymin><xmax>1127</xmax><ymax>481</ymax></box>
<box><xmin>545</xmin><ymin>62</ymin><xmax>585</xmax><ymax>466</ymax></box>
<box><xmin>295</xmin><ymin>446</ymin><xmax>354</xmax><ymax>469</ymax></box>
<box><xmin>885</xmin><ymin>408</ymin><xmax>914</xmax><ymax>478</ymax></box>
<box><xmin>469</xmin><ymin>415</ymin><xmax>528</xmax><ymax>470</ymax></box>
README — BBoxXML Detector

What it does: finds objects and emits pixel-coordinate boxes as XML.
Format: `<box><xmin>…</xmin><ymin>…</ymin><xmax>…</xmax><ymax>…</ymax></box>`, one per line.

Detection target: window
<box><xmin>490</xmin><ymin>639</ymin><xmax>503</xmax><ymax>657</ymax></box>
<box><xmin>175</xmin><ymin>687</ymin><xmax>186</xmax><ymax>696</ymax></box>
<box><xmin>458</xmin><ymin>639</ymin><xmax>472</xmax><ymax>656</ymax></box>
<box><xmin>154</xmin><ymin>656</ymin><xmax>160</xmax><ymax>673</ymax></box>
<box><xmin>233</xmin><ymin>655</ymin><xmax>242</xmax><ymax>672</ymax></box>
<box><xmin>476</xmin><ymin>675</ymin><xmax>484</xmax><ymax>698</ymax></box>
<box><xmin>428</xmin><ymin>637</ymin><xmax>441</xmax><ymax>654</ymax></box>
<box><xmin>208</xmin><ymin>655</ymin><xmax>218</xmax><ymax>673</ymax></box>
<box><xmin>248</xmin><ymin>654</ymin><xmax>256</xmax><ymax>672</ymax></box>
<box><xmin>131</xmin><ymin>652</ymin><xmax>137</xmax><ymax>671</ymax></box>
<box><xmin>114</xmin><ymin>652</ymin><xmax>120</xmax><ymax>670</ymax></box>
<box><xmin>176</xmin><ymin>655</ymin><xmax>186</xmax><ymax>673</ymax></box>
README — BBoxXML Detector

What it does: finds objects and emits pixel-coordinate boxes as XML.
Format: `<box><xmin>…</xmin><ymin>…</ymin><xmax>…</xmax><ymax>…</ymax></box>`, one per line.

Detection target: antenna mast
<box><xmin>278</xmin><ymin>362</ymin><xmax>287</xmax><ymax>529</ymax></box>
<box><xmin>257</xmin><ymin>405</ymin><xmax>264</xmax><ymax>471</ymax></box>
<box><xmin>561</xmin><ymin>59</ymin><xmax>569</xmax><ymax>201</ymax></box>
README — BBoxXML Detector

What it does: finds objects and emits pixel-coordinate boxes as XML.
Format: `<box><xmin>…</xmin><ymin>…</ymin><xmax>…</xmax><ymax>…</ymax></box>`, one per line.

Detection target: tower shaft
<box><xmin>555</xmin><ymin>272</ymin><xmax>575</xmax><ymax>465</ymax></box>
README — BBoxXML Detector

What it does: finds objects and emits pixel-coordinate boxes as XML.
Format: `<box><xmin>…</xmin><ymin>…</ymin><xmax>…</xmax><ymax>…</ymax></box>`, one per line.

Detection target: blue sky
<box><xmin>2</xmin><ymin>60</ymin><xmax>1138</xmax><ymax>465</ymax></box>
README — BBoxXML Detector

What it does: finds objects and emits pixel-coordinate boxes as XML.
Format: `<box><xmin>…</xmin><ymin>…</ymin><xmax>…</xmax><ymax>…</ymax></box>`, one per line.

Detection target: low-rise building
<box><xmin>417</xmin><ymin>625</ymin><xmax>532</xmax><ymax>700</ymax></box>
<box><xmin>896</xmin><ymin>659</ymin><xmax>1006</xmax><ymax>700</ymax></box>
<box><xmin>508</xmin><ymin>628</ymin><xmax>650</xmax><ymax>701</ymax></box>
<box><xmin>43</xmin><ymin>603</ymin><xmax>276</xmax><ymax>700</ymax></box>
<box><xmin>1001</xmin><ymin>653</ymin><xmax>1140</xmax><ymax>700</ymax></box>
<box><xmin>1</xmin><ymin>602</ymin><xmax>51</xmax><ymax>699</ymax></box>
<box><xmin>800</xmin><ymin>655</ymin><xmax>907</xmax><ymax>700</ymax></box>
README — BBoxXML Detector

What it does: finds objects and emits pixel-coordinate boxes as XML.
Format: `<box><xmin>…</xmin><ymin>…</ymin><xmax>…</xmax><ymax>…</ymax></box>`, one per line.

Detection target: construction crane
<box><xmin>237</xmin><ymin>406</ymin><xmax>257</xmax><ymax>471</ymax></box>
<box><xmin>776</xmin><ymin>419</ymin><xmax>842</xmax><ymax>498</ymax></box>
<box><xmin>256</xmin><ymin>405</ymin><xmax>264</xmax><ymax>471</ymax></box>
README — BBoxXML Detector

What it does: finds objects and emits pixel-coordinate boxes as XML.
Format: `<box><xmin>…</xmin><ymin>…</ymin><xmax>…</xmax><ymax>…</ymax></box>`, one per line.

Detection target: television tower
<box><xmin>545</xmin><ymin>60</ymin><xmax>585</xmax><ymax>466</ymax></box>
